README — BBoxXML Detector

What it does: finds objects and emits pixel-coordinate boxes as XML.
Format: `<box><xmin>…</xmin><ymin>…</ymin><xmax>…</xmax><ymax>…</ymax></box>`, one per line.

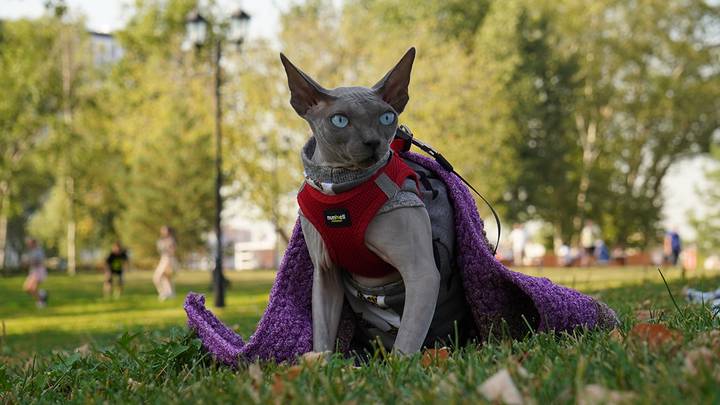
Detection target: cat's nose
<box><xmin>363</xmin><ymin>140</ymin><xmax>380</xmax><ymax>151</ymax></box>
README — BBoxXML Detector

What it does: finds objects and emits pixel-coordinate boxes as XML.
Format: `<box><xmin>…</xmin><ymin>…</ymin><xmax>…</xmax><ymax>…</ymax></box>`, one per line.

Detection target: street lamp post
<box><xmin>185</xmin><ymin>6</ymin><xmax>250</xmax><ymax>308</ymax></box>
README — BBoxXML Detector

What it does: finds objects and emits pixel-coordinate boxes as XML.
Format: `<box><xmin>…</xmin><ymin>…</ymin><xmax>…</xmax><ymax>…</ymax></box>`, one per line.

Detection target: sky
<box><xmin>0</xmin><ymin>0</ymin><xmax>283</xmax><ymax>38</ymax></box>
<box><xmin>0</xmin><ymin>0</ymin><xmax>714</xmax><ymax>242</ymax></box>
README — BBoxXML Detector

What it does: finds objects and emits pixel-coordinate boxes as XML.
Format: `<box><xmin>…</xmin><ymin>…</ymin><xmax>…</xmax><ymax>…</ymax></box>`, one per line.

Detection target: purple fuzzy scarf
<box><xmin>184</xmin><ymin>152</ymin><xmax>618</xmax><ymax>366</ymax></box>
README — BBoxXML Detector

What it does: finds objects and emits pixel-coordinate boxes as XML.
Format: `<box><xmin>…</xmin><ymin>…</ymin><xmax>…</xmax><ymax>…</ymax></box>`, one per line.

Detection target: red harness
<box><xmin>297</xmin><ymin>153</ymin><xmax>418</xmax><ymax>278</ymax></box>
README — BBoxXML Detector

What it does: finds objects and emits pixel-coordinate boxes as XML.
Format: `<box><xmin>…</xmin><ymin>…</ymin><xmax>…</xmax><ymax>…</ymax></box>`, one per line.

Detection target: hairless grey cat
<box><xmin>281</xmin><ymin>48</ymin><xmax>470</xmax><ymax>355</ymax></box>
<box><xmin>183</xmin><ymin>47</ymin><xmax>618</xmax><ymax>363</ymax></box>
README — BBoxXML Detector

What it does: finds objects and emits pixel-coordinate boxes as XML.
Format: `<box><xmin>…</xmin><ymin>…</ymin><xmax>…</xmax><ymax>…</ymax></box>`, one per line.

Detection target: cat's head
<box><xmin>280</xmin><ymin>48</ymin><xmax>415</xmax><ymax>169</ymax></box>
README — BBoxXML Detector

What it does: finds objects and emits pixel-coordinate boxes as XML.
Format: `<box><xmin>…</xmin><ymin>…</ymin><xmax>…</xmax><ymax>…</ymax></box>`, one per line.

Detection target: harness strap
<box><xmin>374</xmin><ymin>173</ymin><xmax>400</xmax><ymax>199</ymax></box>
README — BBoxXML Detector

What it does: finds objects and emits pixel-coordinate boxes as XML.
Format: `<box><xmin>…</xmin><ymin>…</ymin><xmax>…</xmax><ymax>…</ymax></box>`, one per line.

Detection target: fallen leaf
<box><xmin>478</xmin><ymin>368</ymin><xmax>524</xmax><ymax>405</ymax></box>
<box><xmin>577</xmin><ymin>384</ymin><xmax>635</xmax><ymax>405</ymax></box>
<box><xmin>271</xmin><ymin>375</ymin><xmax>285</xmax><ymax>396</ymax></box>
<box><xmin>270</xmin><ymin>365</ymin><xmax>302</xmax><ymax>397</ymax></box>
<box><xmin>683</xmin><ymin>347</ymin><xmax>715</xmax><ymax>376</ymax></box>
<box><xmin>248</xmin><ymin>363</ymin><xmax>263</xmax><ymax>388</ymax></box>
<box><xmin>633</xmin><ymin>310</ymin><xmax>651</xmax><ymax>321</ymax></box>
<box><xmin>608</xmin><ymin>328</ymin><xmax>624</xmax><ymax>343</ymax></box>
<box><xmin>421</xmin><ymin>347</ymin><xmax>450</xmax><ymax>368</ymax></box>
<box><xmin>286</xmin><ymin>365</ymin><xmax>302</xmax><ymax>380</ymax></box>
<box><xmin>74</xmin><ymin>343</ymin><xmax>91</xmax><ymax>355</ymax></box>
<box><xmin>301</xmin><ymin>351</ymin><xmax>329</xmax><ymax>366</ymax></box>
<box><xmin>516</xmin><ymin>366</ymin><xmax>529</xmax><ymax>379</ymax></box>
<box><xmin>628</xmin><ymin>323</ymin><xmax>683</xmax><ymax>350</ymax></box>
<box><xmin>127</xmin><ymin>378</ymin><xmax>142</xmax><ymax>391</ymax></box>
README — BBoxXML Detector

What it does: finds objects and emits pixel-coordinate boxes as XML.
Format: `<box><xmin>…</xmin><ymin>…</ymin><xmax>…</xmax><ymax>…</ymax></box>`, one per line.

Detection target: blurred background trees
<box><xmin>0</xmin><ymin>0</ymin><xmax>718</xmax><ymax>269</ymax></box>
<box><xmin>694</xmin><ymin>144</ymin><xmax>720</xmax><ymax>256</ymax></box>
<box><xmin>109</xmin><ymin>0</ymin><xmax>215</xmax><ymax>263</ymax></box>
<box><xmin>0</xmin><ymin>14</ymin><xmax>63</xmax><ymax>269</ymax></box>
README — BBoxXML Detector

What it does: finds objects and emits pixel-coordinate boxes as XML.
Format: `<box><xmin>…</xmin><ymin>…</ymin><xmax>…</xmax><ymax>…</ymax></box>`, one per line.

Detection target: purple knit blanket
<box><xmin>184</xmin><ymin>152</ymin><xmax>618</xmax><ymax>366</ymax></box>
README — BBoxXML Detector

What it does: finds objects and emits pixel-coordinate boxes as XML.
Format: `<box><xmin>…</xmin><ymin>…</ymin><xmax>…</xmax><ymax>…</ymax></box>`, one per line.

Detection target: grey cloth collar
<box><xmin>301</xmin><ymin>137</ymin><xmax>391</xmax><ymax>194</ymax></box>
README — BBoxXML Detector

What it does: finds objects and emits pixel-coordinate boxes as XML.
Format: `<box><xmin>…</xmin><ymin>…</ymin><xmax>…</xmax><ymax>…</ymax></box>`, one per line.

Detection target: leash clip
<box><xmin>392</xmin><ymin>125</ymin><xmax>414</xmax><ymax>152</ymax></box>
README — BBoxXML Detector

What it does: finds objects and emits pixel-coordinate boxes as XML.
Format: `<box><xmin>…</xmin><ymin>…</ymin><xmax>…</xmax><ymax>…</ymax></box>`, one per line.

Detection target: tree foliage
<box><xmin>109</xmin><ymin>0</ymin><xmax>215</xmax><ymax>261</ymax></box>
<box><xmin>2</xmin><ymin>0</ymin><xmax>719</xmax><ymax>269</ymax></box>
<box><xmin>261</xmin><ymin>0</ymin><xmax>720</xmax><ymax>247</ymax></box>
<box><xmin>694</xmin><ymin>146</ymin><xmax>720</xmax><ymax>254</ymax></box>
<box><xmin>0</xmin><ymin>17</ymin><xmax>62</xmax><ymax>265</ymax></box>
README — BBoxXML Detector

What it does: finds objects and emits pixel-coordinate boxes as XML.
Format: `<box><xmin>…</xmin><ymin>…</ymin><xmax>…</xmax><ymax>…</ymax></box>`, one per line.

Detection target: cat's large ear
<box><xmin>280</xmin><ymin>53</ymin><xmax>334</xmax><ymax>116</ymax></box>
<box><xmin>372</xmin><ymin>47</ymin><xmax>415</xmax><ymax>114</ymax></box>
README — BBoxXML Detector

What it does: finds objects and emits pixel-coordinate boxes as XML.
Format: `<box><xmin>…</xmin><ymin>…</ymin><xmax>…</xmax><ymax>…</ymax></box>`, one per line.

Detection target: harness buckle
<box><xmin>391</xmin><ymin>125</ymin><xmax>414</xmax><ymax>152</ymax></box>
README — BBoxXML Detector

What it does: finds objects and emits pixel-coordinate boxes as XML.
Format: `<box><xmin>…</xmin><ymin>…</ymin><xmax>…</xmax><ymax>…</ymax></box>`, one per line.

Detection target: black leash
<box><xmin>394</xmin><ymin>125</ymin><xmax>501</xmax><ymax>255</ymax></box>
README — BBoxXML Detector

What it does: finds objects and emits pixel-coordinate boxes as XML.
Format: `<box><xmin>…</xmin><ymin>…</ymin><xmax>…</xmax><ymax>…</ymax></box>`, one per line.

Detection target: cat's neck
<box><xmin>309</xmin><ymin>143</ymin><xmax>347</xmax><ymax>169</ymax></box>
<box><xmin>301</xmin><ymin>137</ymin><xmax>390</xmax><ymax>194</ymax></box>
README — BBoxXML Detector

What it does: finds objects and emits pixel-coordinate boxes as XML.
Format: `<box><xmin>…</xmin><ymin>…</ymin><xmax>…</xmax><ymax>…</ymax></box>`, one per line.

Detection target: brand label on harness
<box><xmin>324</xmin><ymin>208</ymin><xmax>351</xmax><ymax>227</ymax></box>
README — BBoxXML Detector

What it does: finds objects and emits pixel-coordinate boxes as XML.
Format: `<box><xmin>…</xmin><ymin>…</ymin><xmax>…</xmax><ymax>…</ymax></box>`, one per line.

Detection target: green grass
<box><xmin>2</xmin><ymin>266</ymin><xmax>720</xmax><ymax>403</ymax></box>
<box><xmin>0</xmin><ymin>270</ymin><xmax>276</xmax><ymax>354</ymax></box>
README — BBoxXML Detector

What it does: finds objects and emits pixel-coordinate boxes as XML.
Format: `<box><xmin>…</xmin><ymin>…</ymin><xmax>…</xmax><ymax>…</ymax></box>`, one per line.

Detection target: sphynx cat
<box><xmin>281</xmin><ymin>48</ymin><xmax>475</xmax><ymax>356</ymax></box>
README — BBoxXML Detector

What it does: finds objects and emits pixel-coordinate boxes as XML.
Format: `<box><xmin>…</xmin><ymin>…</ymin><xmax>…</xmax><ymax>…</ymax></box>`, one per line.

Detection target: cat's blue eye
<box><xmin>330</xmin><ymin>114</ymin><xmax>349</xmax><ymax>128</ymax></box>
<box><xmin>379</xmin><ymin>111</ymin><xmax>396</xmax><ymax>126</ymax></box>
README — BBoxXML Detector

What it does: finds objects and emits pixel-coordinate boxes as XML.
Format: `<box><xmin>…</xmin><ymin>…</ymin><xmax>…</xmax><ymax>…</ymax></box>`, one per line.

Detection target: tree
<box><xmin>474</xmin><ymin>3</ymin><xmax>582</xmax><ymax>246</ymax></box>
<box><xmin>693</xmin><ymin>146</ymin><xmax>720</xmax><ymax>255</ymax></box>
<box><xmin>0</xmin><ymin>17</ymin><xmax>62</xmax><ymax>269</ymax></box>
<box><xmin>222</xmin><ymin>39</ymin><xmax>306</xmax><ymax>245</ymax></box>
<box><xmin>559</xmin><ymin>0</ymin><xmax>720</xmax><ymax>246</ymax></box>
<box><xmin>219</xmin><ymin>0</ymin><xmax>514</xmax><ymax>247</ymax></box>
<box><xmin>6</xmin><ymin>0</ymin><xmax>718</xmax><ymax>269</ymax></box>
<box><xmin>109</xmin><ymin>0</ymin><xmax>216</xmax><ymax>263</ymax></box>
<box><xmin>15</xmin><ymin>6</ymin><xmax>128</xmax><ymax>271</ymax></box>
<box><xmin>456</xmin><ymin>0</ymin><xmax>720</xmax><ymax>247</ymax></box>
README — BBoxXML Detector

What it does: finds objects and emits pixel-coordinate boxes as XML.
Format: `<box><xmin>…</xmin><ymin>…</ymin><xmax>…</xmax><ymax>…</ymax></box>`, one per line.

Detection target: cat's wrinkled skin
<box><xmin>281</xmin><ymin>48</ymin><xmax>443</xmax><ymax>355</ymax></box>
<box><xmin>280</xmin><ymin>50</ymin><xmax>412</xmax><ymax>170</ymax></box>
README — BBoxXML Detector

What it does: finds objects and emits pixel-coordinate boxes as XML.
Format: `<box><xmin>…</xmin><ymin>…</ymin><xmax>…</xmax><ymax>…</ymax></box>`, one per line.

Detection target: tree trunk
<box><xmin>572</xmin><ymin>114</ymin><xmax>600</xmax><ymax>241</ymax></box>
<box><xmin>274</xmin><ymin>223</ymin><xmax>290</xmax><ymax>245</ymax></box>
<box><xmin>66</xmin><ymin>176</ymin><xmax>76</xmax><ymax>276</ymax></box>
<box><xmin>61</xmin><ymin>25</ymin><xmax>77</xmax><ymax>276</ymax></box>
<box><xmin>0</xmin><ymin>181</ymin><xmax>8</xmax><ymax>271</ymax></box>
<box><xmin>552</xmin><ymin>221</ymin><xmax>564</xmax><ymax>253</ymax></box>
<box><xmin>0</xmin><ymin>211</ymin><xmax>6</xmax><ymax>271</ymax></box>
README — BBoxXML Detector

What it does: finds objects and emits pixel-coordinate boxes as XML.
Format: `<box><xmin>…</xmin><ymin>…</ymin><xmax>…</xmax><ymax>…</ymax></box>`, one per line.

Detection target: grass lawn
<box><xmin>0</xmin><ymin>270</ymin><xmax>277</xmax><ymax>354</ymax></box>
<box><xmin>2</xmin><ymin>265</ymin><xmax>720</xmax><ymax>403</ymax></box>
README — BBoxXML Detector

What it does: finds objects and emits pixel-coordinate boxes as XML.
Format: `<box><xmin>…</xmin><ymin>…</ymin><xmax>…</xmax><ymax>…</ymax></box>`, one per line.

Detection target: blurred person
<box><xmin>509</xmin><ymin>223</ymin><xmax>527</xmax><ymax>266</ymax></box>
<box><xmin>664</xmin><ymin>228</ymin><xmax>682</xmax><ymax>266</ymax></box>
<box><xmin>611</xmin><ymin>245</ymin><xmax>627</xmax><ymax>266</ymax></box>
<box><xmin>104</xmin><ymin>241</ymin><xmax>128</xmax><ymax>298</ymax></box>
<box><xmin>22</xmin><ymin>238</ymin><xmax>48</xmax><ymax>308</ymax></box>
<box><xmin>153</xmin><ymin>225</ymin><xmax>177</xmax><ymax>301</ymax></box>
<box><xmin>650</xmin><ymin>247</ymin><xmax>665</xmax><ymax>267</ymax></box>
<box><xmin>557</xmin><ymin>243</ymin><xmax>572</xmax><ymax>267</ymax></box>
<box><xmin>682</xmin><ymin>245</ymin><xmax>698</xmax><ymax>273</ymax></box>
<box><xmin>557</xmin><ymin>243</ymin><xmax>582</xmax><ymax>267</ymax></box>
<box><xmin>595</xmin><ymin>240</ymin><xmax>610</xmax><ymax>265</ymax></box>
<box><xmin>595</xmin><ymin>239</ymin><xmax>610</xmax><ymax>264</ymax></box>
<box><xmin>580</xmin><ymin>219</ymin><xmax>601</xmax><ymax>266</ymax></box>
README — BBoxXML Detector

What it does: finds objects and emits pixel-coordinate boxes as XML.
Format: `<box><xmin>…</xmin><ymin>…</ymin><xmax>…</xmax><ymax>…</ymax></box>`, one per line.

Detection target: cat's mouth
<box><xmin>358</xmin><ymin>155</ymin><xmax>378</xmax><ymax>168</ymax></box>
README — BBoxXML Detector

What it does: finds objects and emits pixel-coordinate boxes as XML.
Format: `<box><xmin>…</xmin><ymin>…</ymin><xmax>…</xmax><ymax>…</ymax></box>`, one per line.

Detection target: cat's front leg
<box><xmin>301</xmin><ymin>216</ymin><xmax>344</xmax><ymax>352</ymax></box>
<box><xmin>365</xmin><ymin>206</ymin><xmax>441</xmax><ymax>355</ymax></box>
